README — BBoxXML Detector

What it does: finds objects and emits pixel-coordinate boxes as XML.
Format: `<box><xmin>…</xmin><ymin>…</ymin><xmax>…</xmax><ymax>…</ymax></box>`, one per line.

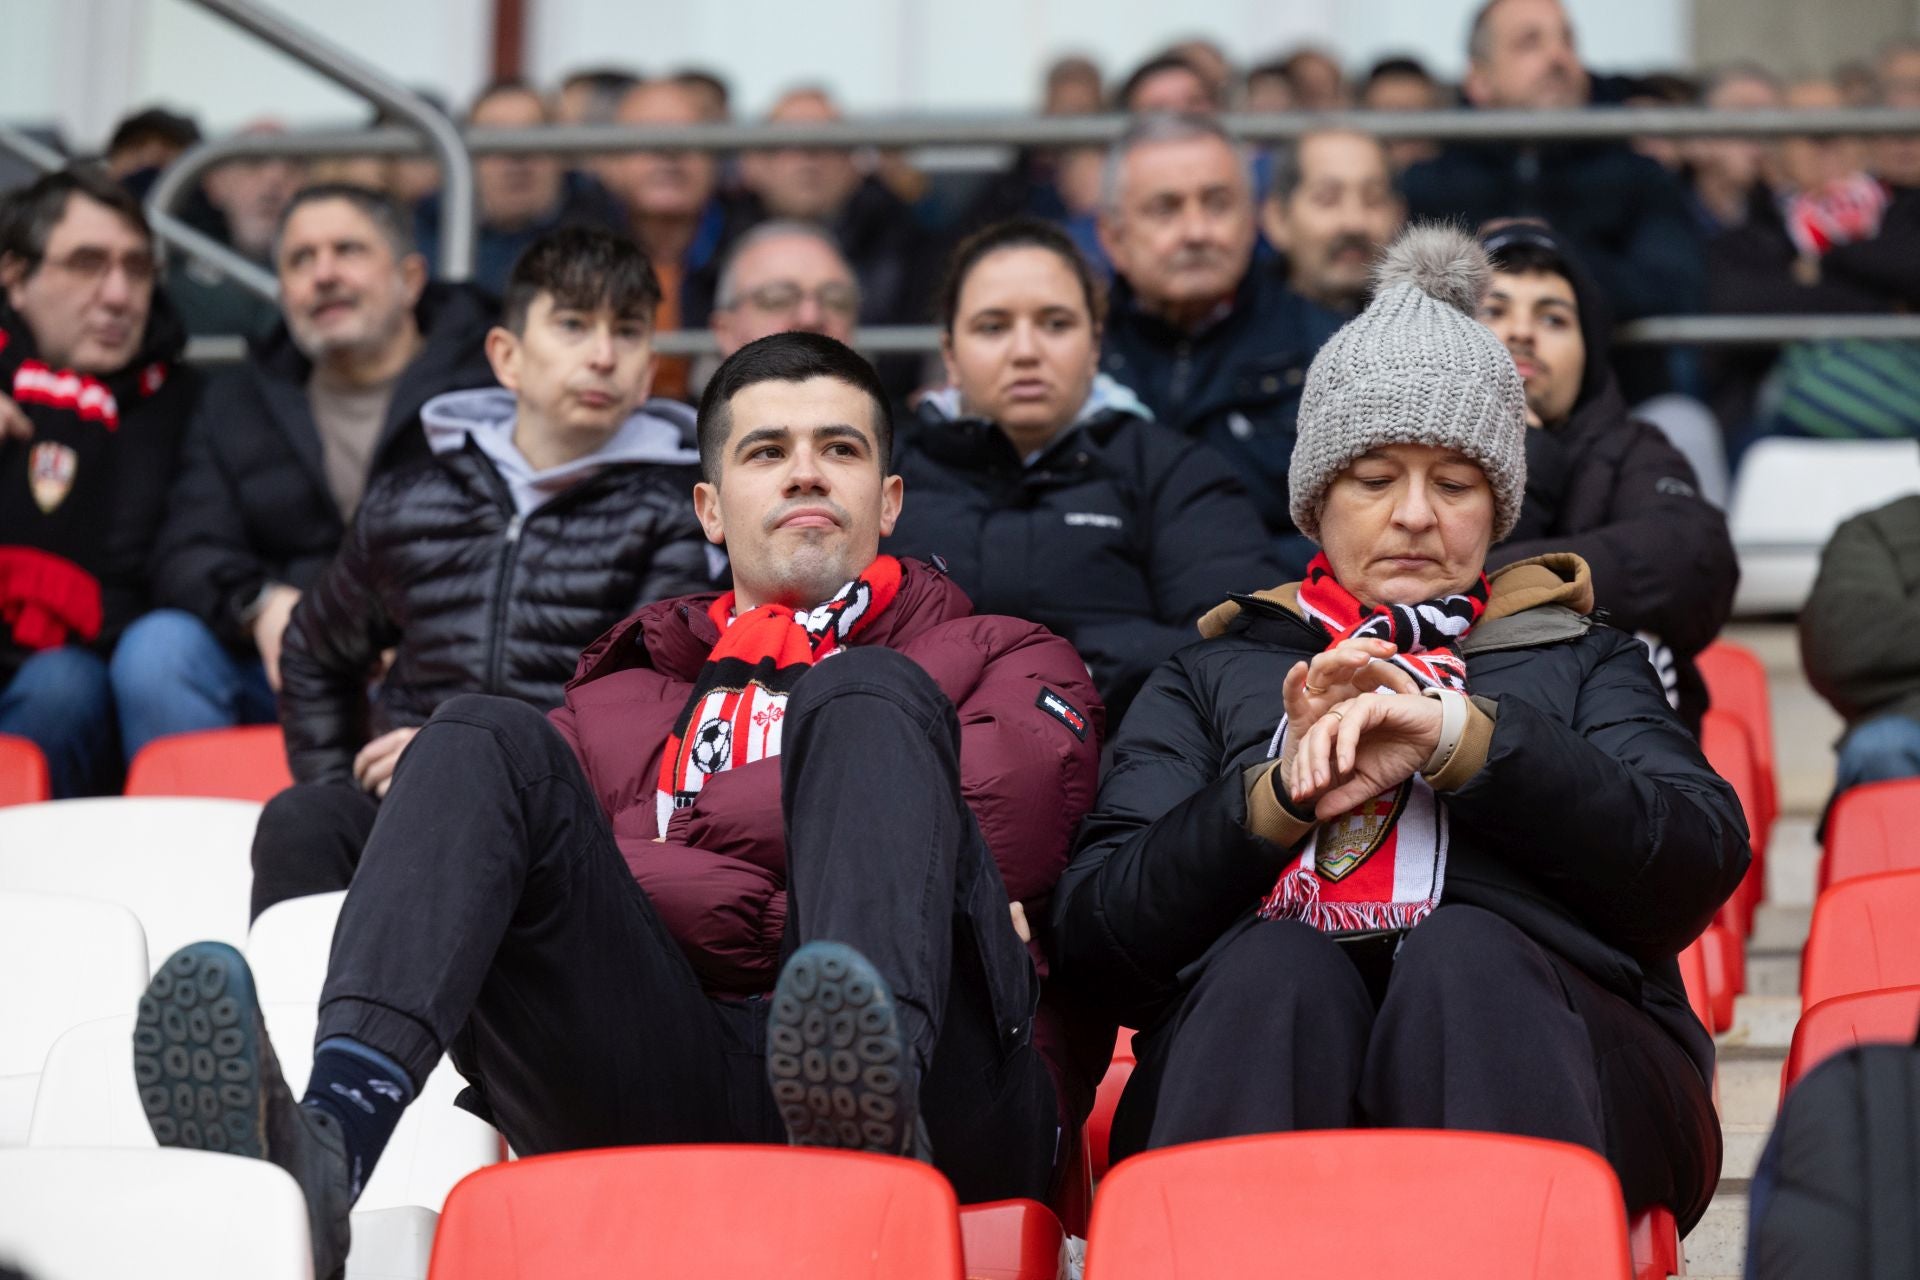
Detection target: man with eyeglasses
<box><xmin>0</xmin><ymin>167</ymin><xmax>199</xmax><ymax>796</ymax></box>
<box><xmin>710</xmin><ymin>220</ymin><xmax>860</xmax><ymax>361</ymax></box>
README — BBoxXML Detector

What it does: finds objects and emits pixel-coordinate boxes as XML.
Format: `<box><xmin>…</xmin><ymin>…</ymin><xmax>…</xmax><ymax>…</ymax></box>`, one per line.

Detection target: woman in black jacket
<box><xmin>884</xmin><ymin>218</ymin><xmax>1280</xmax><ymax>723</ymax></box>
<box><xmin>1049</xmin><ymin>226</ymin><xmax>1748</xmax><ymax>1232</ymax></box>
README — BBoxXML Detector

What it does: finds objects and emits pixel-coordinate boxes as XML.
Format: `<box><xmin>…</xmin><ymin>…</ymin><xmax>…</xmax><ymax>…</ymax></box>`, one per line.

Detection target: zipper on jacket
<box><xmin>483</xmin><ymin>511</ymin><xmax>526</xmax><ymax>694</ymax></box>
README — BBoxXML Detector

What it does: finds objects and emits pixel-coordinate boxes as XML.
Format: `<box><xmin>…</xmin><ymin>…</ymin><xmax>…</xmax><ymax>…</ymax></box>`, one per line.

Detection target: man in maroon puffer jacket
<box><xmin>131</xmin><ymin>332</ymin><xmax>1105</xmax><ymax>1280</ymax></box>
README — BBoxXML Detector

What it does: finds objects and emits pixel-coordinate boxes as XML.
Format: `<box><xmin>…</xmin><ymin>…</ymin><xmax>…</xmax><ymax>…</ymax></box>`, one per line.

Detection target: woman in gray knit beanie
<box><xmin>1051</xmin><ymin>220</ymin><xmax>1741</xmax><ymax>1231</ymax></box>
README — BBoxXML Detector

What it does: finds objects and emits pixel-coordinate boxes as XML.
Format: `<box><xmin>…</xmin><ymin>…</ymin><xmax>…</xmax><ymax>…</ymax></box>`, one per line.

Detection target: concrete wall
<box><xmin>1693</xmin><ymin>0</ymin><xmax>1920</xmax><ymax>78</ymax></box>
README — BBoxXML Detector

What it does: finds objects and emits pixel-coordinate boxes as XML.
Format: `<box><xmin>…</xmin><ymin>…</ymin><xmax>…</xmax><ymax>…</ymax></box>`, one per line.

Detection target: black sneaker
<box><xmin>133</xmin><ymin>942</ymin><xmax>354</xmax><ymax>1280</ymax></box>
<box><xmin>767</xmin><ymin>940</ymin><xmax>930</xmax><ymax>1160</ymax></box>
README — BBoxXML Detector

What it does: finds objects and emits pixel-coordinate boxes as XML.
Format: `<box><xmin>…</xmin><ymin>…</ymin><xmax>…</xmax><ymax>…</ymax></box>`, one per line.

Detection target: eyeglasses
<box><xmin>38</xmin><ymin>247</ymin><xmax>159</xmax><ymax>287</ymax></box>
<box><xmin>738</xmin><ymin>280</ymin><xmax>860</xmax><ymax>317</ymax></box>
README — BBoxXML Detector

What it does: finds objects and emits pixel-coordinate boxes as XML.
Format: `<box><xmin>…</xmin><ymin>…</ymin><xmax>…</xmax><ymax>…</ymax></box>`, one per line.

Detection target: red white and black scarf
<box><xmin>1258</xmin><ymin>553</ymin><xmax>1489</xmax><ymax>933</ymax></box>
<box><xmin>1784</xmin><ymin>174</ymin><xmax>1891</xmax><ymax>258</ymax></box>
<box><xmin>655</xmin><ymin>555</ymin><xmax>903</xmax><ymax>835</ymax></box>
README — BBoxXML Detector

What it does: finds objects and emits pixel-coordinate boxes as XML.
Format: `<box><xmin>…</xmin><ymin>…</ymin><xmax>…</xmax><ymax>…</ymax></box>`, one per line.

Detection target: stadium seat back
<box><xmin>0</xmin><ymin>733</ymin><xmax>50</xmax><ymax>806</ymax></box>
<box><xmin>1727</xmin><ymin>438</ymin><xmax>1920</xmax><ymax>613</ymax></box>
<box><xmin>125</xmin><ymin>725</ymin><xmax>294</xmax><ymax>802</ymax></box>
<box><xmin>959</xmin><ymin>1199</ymin><xmax>1064</xmax><ymax>1280</ymax></box>
<box><xmin>1679</xmin><ymin>936</ymin><xmax>1714</xmax><ymax>1031</ymax></box>
<box><xmin>1783</xmin><ymin>984</ymin><xmax>1920</xmax><ymax>1100</ymax></box>
<box><xmin>1701</xmin><ymin>707</ymin><xmax>1765</xmax><ymax>857</ymax></box>
<box><xmin>0</xmin><ymin>797</ymin><xmax>259</xmax><ymax>968</ymax></box>
<box><xmin>0</xmin><ymin>1146</ymin><xmax>311</xmax><ymax>1279</ymax></box>
<box><xmin>1822</xmin><ymin>778</ymin><xmax>1920</xmax><ymax>892</ymax></box>
<box><xmin>1082</xmin><ymin>1130</ymin><xmax>1632</xmax><ymax>1279</ymax></box>
<box><xmin>1802</xmin><ymin>869</ymin><xmax>1920</xmax><ymax>1010</ymax></box>
<box><xmin>426</xmin><ymin>1146</ymin><xmax>964</xmax><ymax>1278</ymax></box>
<box><xmin>1086</xmin><ymin>1027</ymin><xmax>1136</xmax><ymax>1181</ymax></box>
<box><xmin>247</xmin><ymin>890</ymin><xmax>348</xmax><ymax>1007</ymax></box>
<box><xmin>29</xmin><ymin>1003</ymin><xmax>498</xmax><ymax>1214</ymax></box>
<box><xmin>1697</xmin><ymin>640</ymin><xmax>1777</xmax><ymax>833</ymax></box>
<box><xmin>0</xmin><ymin>891</ymin><xmax>147</xmax><ymax>1144</ymax></box>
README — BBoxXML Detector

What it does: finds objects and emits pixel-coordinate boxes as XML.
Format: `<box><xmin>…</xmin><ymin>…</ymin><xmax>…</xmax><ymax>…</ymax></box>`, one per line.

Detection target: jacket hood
<box><xmin>916</xmin><ymin>372</ymin><xmax>1152</xmax><ymax>431</ymax></box>
<box><xmin>568</xmin><ymin>555</ymin><xmax>977</xmax><ymax>687</ymax></box>
<box><xmin>1476</xmin><ymin>221</ymin><xmax>1613</xmax><ymax>412</ymax></box>
<box><xmin>422</xmin><ymin>387</ymin><xmax>699</xmax><ymax>467</ymax></box>
<box><xmin>1196</xmin><ymin>551</ymin><xmax>1594</xmax><ymax>640</ymax></box>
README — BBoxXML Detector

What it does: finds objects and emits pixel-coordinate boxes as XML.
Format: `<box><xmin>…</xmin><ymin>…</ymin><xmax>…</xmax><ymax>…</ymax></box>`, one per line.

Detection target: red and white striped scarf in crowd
<box><xmin>655</xmin><ymin>555</ymin><xmax>902</xmax><ymax>837</ymax></box>
<box><xmin>1258</xmin><ymin>554</ymin><xmax>1489</xmax><ymax>933</ymax></box>
<box><xmin>1784</xmin><ymin>174</ymin><xmax>1891</xmax><ymax>258</ymax></box>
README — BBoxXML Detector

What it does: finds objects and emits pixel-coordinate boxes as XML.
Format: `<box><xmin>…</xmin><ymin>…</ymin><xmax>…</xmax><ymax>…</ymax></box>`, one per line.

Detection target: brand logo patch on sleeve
<box><xmin>1035</xmin><ymin>687</ymin><xmax>1088</xmax><ymax>740</ymax></box>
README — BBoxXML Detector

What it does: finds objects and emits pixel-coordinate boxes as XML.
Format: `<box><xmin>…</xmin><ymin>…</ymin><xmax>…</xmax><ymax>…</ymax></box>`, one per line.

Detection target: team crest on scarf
<box><xmin>1258</xmin><ymin>553</ymin><xmax>1487</xmax><ymax>934</ymax></box>
<box><xmin>655</xmin><ymin>556</ymin><xmax>903</xmax><ymax>836</ymax></box>
<box><xmin>28</xmin><ymin>442</ymin><xmax>77</xmax><ymax>514</ymax></box>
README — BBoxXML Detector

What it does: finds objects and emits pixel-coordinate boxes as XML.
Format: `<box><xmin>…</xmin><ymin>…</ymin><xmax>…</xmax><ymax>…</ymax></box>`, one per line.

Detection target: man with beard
<box><xmin>113</xmin><ymin>184</ymin><xmax>495</xmax><ymax>757</ymax></box>
<box><xmin>1260</xmin><ymin>129</ymin><xmax>1407</xmax><ymax>316</ymax></box>
<box><xmin>1098</xmin><ymin>114</ymin><xmax>1343</xmax><ymax>574</ymax></box>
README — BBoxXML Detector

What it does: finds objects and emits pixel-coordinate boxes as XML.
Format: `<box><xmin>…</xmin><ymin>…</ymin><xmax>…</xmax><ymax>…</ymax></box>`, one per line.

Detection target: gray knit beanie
<box><xmin>1288</xmin><ymin>223</ymin><xmax>1528</xmax><ymax>543</ymax></box>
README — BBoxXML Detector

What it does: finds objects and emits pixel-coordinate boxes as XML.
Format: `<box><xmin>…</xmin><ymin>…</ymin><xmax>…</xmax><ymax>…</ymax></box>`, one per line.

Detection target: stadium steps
<box><xmin>1682</xmin><ymin>624</ymin><xmax>1827</xmax><ymax>1279</ymax></box>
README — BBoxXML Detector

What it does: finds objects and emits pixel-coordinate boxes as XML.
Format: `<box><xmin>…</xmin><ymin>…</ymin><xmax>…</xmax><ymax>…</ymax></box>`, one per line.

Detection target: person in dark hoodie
<box><xmin>886</xmin><ymin>217</ymin><xmax>1280</xmax><ymax>724</ymax></box>
<box><xmin>0</xmin><ymin>168</ymin><xmax>199</xmax><ymax>796</ymax></box>
<box><xmin>111</xmin><ymin>184</ymin><xmax>497</xmax><ymax>763</ymax></box>
<box><xmin>1476</xmin><ymin>221</ymin><xmax>1738</xmax><ymax>733</ymax></box>
<box><xmin>1050</xmin><ymin>226</ymin><xmax>1746</xmax><ymax>1236</ymax></box>
<box><xmin>250</xmin><ymin>226</ymin><xmax>713</xmax><ymax>919</ymax></box>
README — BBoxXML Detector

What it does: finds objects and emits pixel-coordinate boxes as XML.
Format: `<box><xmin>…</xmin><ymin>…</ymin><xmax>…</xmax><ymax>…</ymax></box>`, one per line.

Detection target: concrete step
<box><xmin>1763</xmin><ymin>816</ymin><xmax>1820</xmax><ymax>909</ymax></box>
<box><xmin>1749</xmin><ymin>903</ymin><xmax>1812</xmax><ymax>953</ymax></box>
<box><xmin>1721</xmin><ymin>994</ymin><xmax>1800</xmax><ymax>1051</ymax></box>
<box><xmin>1721</xmin><ymin>1122</ymin><xmax>1771</xmax><ymax>1187</ymax></box>
<box><xmin>1717</xmin><ymin>1043</ymin><xmax>1787</xmax><ymax>1128</ymax></box>
<box><xmin>1746</xmin><ymin>951</ymin><xmax>1800</xmax><ymax>997</ymax></box>
<box><xmin>1684</xmin><ymin>1191</ymin><xmax>1749</xmax><ymax>1276</ymax></box>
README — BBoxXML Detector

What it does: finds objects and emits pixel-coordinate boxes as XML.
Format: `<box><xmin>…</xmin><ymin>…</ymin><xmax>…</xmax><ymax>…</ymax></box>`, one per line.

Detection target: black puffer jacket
<box><xmin>1100</xmin><ymin>268</ymin><xmax>1342</xmax><ymax>573</ymax></box>
<box><xmin>277</xmin><ymin>395</ymin><xmax>712</xmax><ymax>784</ymax></box>
<box><xmin>150</xmin><ymin>284</ymin><xmax>497</xmax><ymax>647</ymax></box>
<box><xmin>1049</xmin><ymin>554</ymin><xmax>1748</xmax><ymax>1092</ymax></box>
<box><xmin>1493</xmin><ymin>380</ymin><xmax>1737</xmax><ymax>733</ymax></box>
<box><xmin>884</xmin><ymin>382</ymin><xmax>1283</xmax><ymax>724</ymax></box>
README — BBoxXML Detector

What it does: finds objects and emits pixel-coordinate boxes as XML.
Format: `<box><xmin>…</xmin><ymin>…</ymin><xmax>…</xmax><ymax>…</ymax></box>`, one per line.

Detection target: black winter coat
<box><xmin>277</xmin><ymin>437</ymin><xmax>711</xmax><ymax>784</ymax></box>
<box><xmin>149</xmin><ymin>284</ymin><xmax>498</xmax><ymax>647</ymax></box>
<box><xmin>1492</xmin><ymin>378</ymin><xmax>1738</xmax><ymax>732</ymax></box>
<box><xmin>884</xmin><ymin>396</ymin><xmax>1283</xmax><ymax>724</ymax></box>
<box><xmin>1100</xmin><ymin>268</ymin><xmax>1341</xmax><ymax>573</ymax></box>
<box><xmin>1049</xmin><ymin>555</ymin><xmax>1749</xmax><ymax>1093</ymax></box>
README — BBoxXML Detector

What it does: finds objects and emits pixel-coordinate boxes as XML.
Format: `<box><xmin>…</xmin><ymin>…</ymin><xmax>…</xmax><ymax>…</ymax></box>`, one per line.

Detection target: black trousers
<box><xmin>314</xmin><ymin>647</ymin><xmax>1059</xmax><ymax>1204</ymax></box>
<box><xmin>251</xmin><ymin>783</ymin><xmax>379</xmax><ymax>920</ymax></box>
<box><xmin>1116</xmin><ymin>909</ymin><xmax>1723</xmax><ymax>1232</ymax></box>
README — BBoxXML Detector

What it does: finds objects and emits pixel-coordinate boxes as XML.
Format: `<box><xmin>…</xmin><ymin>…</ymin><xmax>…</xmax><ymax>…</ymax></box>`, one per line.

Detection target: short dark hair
<box><xmin>501</xmin><ymin>224</ymin><xmax>662</xmax><ymax>334</ymax></box>
<box><xmin>1365</xmin><ymin>55</ymin><xmax>1436</xmax><ymax>90</ymax></box>
<box><xmin>273</xmin><ymin>182</ymin><xmax>416</xmax><ymax>265</ymax></box>
<box><xmin>672</xmin><ymin>68</ymin><xmax>732</xmax><ymax>114</ymax></box>
<box><xmin>1116</xmin><ymin>54</ymin><xmax>1220</xmax><ymax>111</ymax></box>
<box><xmin>469</xmin><ymin>78</ymin><xmax>546</xmax><ymax>122</ymax></box>
<box><xmin>696</xmin><ymin>332</ymin><xmax>893</xmax><ymax>483</ymax></box>
<box><xmin>936</xmin><ymin>217</ymin><xmax>1105</xmax><ymax>333</ymax></box>
<box><xmin>0</xmin><ymin>167</ymin><xmax>153</xmax><ymax>265</ymax></box>
<box><xmin>106</xmin><ymin>107</ymin><xmax>200</xmax><ymax>159</ymax></box>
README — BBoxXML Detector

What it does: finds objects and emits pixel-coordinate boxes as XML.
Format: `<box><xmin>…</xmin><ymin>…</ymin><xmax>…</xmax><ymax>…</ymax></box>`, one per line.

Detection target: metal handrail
<box><xmin>174</xmin><ymin>0</ymin><xmax>473</xmax><ymax>282</ymax></box>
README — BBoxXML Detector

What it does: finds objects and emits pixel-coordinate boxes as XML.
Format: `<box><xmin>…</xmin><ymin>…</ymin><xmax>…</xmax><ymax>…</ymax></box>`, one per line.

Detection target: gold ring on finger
<box><xmin>1305</xmin><ymin>683</ymin><xmax>1329</xmax><ymax>695</ymax></box>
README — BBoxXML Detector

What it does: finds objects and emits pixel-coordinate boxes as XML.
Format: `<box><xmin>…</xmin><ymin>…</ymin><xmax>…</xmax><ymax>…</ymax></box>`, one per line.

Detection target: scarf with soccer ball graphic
<box><xmin>654</xmin><ymin>554</ymin><xmax>904</xmax><ymax>837</ymax></box>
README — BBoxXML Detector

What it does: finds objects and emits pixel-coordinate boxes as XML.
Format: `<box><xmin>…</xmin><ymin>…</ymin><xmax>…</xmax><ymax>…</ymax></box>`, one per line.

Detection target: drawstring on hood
<box><xmin>422</xmin><ymin>387</ymin><xmax>700</xmax><ymax>515</ymax></box>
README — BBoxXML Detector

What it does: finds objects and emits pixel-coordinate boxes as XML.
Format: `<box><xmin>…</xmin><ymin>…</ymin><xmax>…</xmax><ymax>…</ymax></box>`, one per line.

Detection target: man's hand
<box><xmin>251</xmin><ymin>585</ymin><xmax>302</xmax><ymax>692</ymax></box>
<box><xmin>352</xmin><ymin>726</ymin><xmax>420</xmax><ymax>798</ymax></box>
<box><xmin>1288</xmin><ymin>691</ymin><xmax>1444</xmax><ymax>821</ymax></box>
<box><xmin>1280</xmin><ymin>639</ymin><xmax>1419</xmax><ymax>794</ymax></box>
<box><xmin>0</xmin><ymin>393</ymin><xmax>30</xmax><ymax>443</ymax></box>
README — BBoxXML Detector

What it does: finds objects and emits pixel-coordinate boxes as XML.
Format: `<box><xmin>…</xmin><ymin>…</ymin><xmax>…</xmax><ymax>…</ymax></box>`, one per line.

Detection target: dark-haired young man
<box><xmin>0</xmin><ymin>167</ymin><xmax>199</xmax><ymax>795</ymax></box>
<box><xmin>133</xmin><ymin>333</ymin><xmax>1103</xmax><ymax>1279</ymax></box>
<box><xmin>249</xmin><ymin>225</ymin><xmax>713</xmax><ymax>919</ymax></box>
<box><xmin>114</xmin><ymin>184</ymin><xmax>496</xmax><ymax>761</ymax></box>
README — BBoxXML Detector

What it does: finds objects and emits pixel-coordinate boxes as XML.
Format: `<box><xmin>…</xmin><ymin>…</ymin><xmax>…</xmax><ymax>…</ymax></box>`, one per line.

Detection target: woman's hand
<box><xmin>1288</xmin><ymin>691</ymin><xmax>1445</xmax><ymax>821</ymax></box>
<box><xmin>1280</xmin><ymin>639</ymin><xmax>1420</xmax><ymax>795</ymax></box>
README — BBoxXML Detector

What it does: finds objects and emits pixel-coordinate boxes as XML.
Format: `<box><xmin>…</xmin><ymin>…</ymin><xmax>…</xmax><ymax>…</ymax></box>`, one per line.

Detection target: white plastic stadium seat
<box><xmin>0</xmin><ymin>892</ymin><xmax>148</xmax><ymax>1146</ymax></box>
<box><xmin>0</xmin><ymin>797</ymin><xmax>261</xmax><ymax>968</ymax></box>
<box><xmin>1729</xmin><ymin>438</ymin><xmax>1920</xmax><ymax>614</ymax></box>
<box><xmin>0</xmin><ymin>1146</ymin><xmax>310</xmax><ymax>1280</ymax></box>
<box><xmin>28</xmin><ymin>1004</ymin><xmax>499</xmax><ymax>1215</ymax></box>
<box><xmin>247</xmin><ymin>891</ymin><xmax>349</xmax><ymax>1007</ymax></box>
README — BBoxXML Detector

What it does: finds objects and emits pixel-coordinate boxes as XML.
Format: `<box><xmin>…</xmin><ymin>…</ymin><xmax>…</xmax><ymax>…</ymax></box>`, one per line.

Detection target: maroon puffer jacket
<box><xmin>550</xmin><ymin>556</ymin><xmax>1103</xmax><ymax>990</ymax></box>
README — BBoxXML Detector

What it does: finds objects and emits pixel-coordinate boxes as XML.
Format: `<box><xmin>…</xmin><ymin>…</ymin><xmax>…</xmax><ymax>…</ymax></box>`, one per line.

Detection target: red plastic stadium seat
<box><xmin>1701</xmin><ymin>708</ymin><xmax>1766</xmax><ymax>935</ymax></box>
<box><xmin>1781</xmin><ymin>984</ymin><xmax>1920</xmax><ymax>1100</ymax></box>
<box><xmin>1801</xmin><ymin>869</ymin><xmax>1920</xmax><ymax>1010</ymax></box>
<box><xmin>1083</xmin><ymin>1130</ymin><xmax>1632</xmax><ymax>1280</ymax></box>
<box><xmin>1679</xmin><ymin>936</ymin><xmax>1714</xmax><ymax>1031</ymax></box>
<box><xmin>124</xmin><ymin>726</ymin><xmax>293</xmax><ymax>802</ymax></box>
<box><xmin>1821</xmin><ymin>778</ymin><xmax>1920</xmax><ymax>892</ymax></box>
<box><xmin>1702</xmin><ymin>923</ymin><xmax>1740</xmax><ymax>1032</ymax></box>
<box><xmin>425</xmin><ymin>1146</ymin><xmax>962</xmax><ymax>1278</ymax></box>
<box><xmin>959</xmin><ymin>1199</ymin><xmax>1064</xmax><ymax>1280</ymax></box>
<box><xmin>1086</xmin><ymin>1028</ymin><xmax>1136</xmax><ymax>1181</ymax></box>
<box><xmin>0</xmin><ymin>734</ymin><xmax>50</xmax><ymax>806</ymax></box>
<box><xmin>1698</xmin><ymin>640</ymin><xmax>1777</xmax><ymax>836</ymax></box>
<box><xmin>1629</xmin><ymin>1207</ymin><xmax>1680</xmax><ymax>1280</ymax></box>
